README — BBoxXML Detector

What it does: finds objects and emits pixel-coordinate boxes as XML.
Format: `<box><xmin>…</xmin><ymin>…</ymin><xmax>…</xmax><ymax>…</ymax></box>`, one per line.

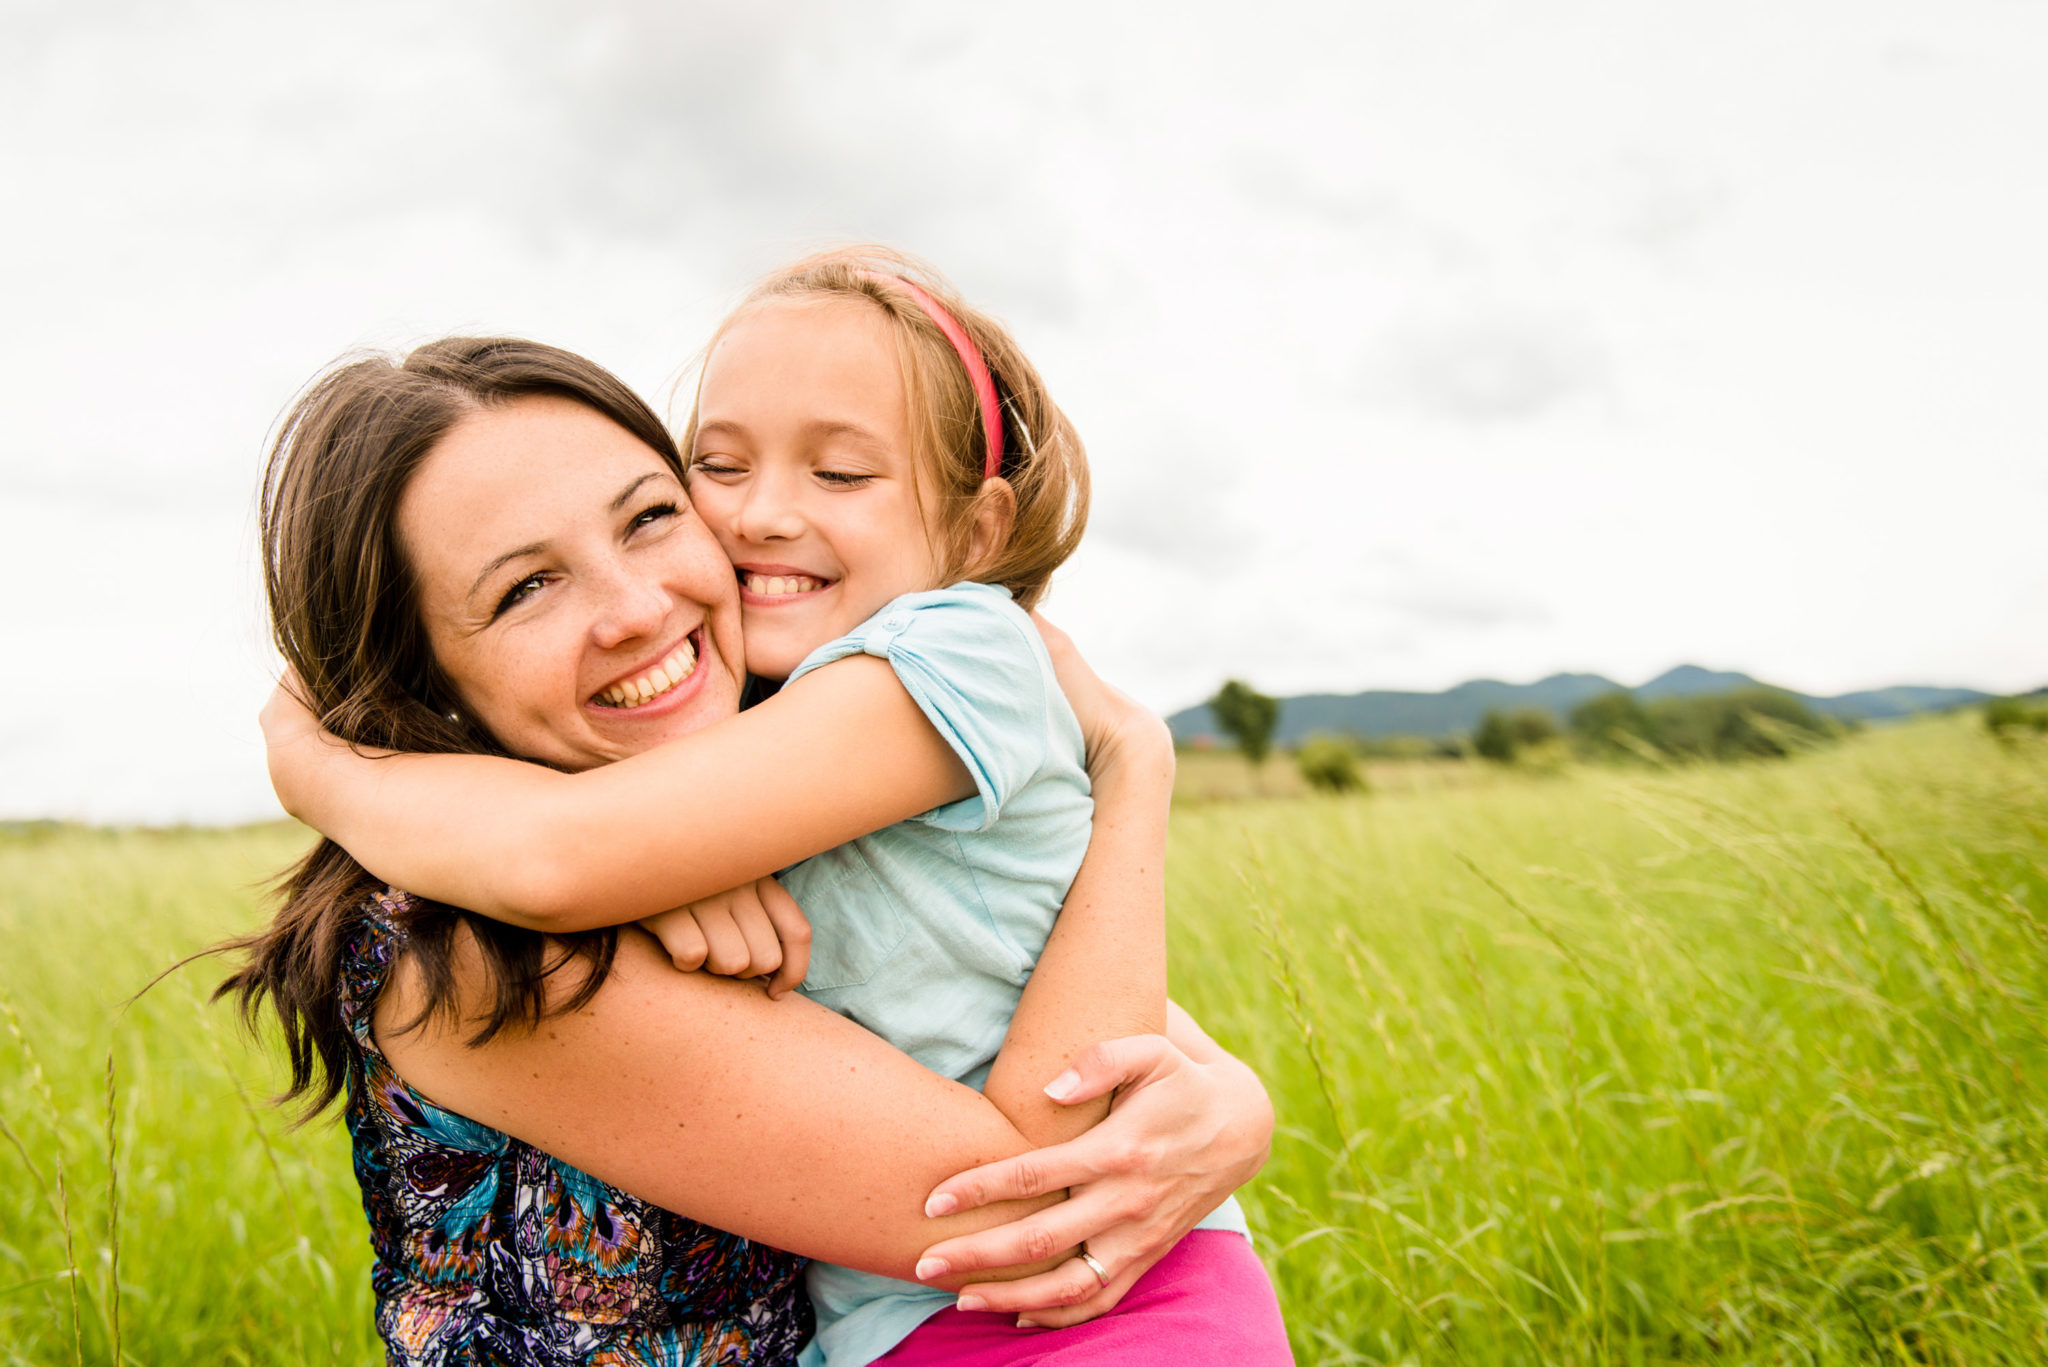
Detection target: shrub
<box><xmin>1295</xmin><ymin>735</ymin><xmax>1367</xmax><ymax>794</ymax></box>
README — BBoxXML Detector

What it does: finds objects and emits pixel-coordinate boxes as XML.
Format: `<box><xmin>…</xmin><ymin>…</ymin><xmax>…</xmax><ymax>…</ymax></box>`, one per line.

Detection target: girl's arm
<box><xmin>977</xmin><ymin>621</ymin><xmax>1171</xmax><ymax>1147</ymax></box>
<box><xmin>263</xmin><ymin>655</ymin><xmax>973</xmax><ymax>930</ymax></box>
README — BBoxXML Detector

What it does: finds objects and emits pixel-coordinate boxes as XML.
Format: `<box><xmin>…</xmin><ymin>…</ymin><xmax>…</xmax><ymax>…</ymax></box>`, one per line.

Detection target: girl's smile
<box><xmin>686</xmin><ymin>295</ymin><xmax>948</xmax><ymax>682</ymax></box>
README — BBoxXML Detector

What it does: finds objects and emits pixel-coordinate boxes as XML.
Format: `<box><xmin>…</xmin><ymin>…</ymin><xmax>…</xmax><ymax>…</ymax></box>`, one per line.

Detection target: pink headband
<box><xmin>860</xmin><ymin>272</ymin><xmax>1004</xmax><ymax>480</ymax></box>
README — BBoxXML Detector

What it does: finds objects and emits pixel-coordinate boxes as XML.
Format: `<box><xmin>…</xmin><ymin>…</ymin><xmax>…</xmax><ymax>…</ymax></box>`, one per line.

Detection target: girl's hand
<box><xmin>640</xmin><ymin>877</ymin><xmax>812</xmax><ymax>999</ymax></box>
<box><xmin>259</xmin><ymin>670</ymin><xmax>337</xmax><ymax>821</ymax></box>
<box><xmin>1031</xmin><ymin>613</ymin><xmax>1173</xmax><ymax>788</ymax></box>
<box><xmin>913</xmin><ymin>1022</ymin><xmax>1274</xmax><ymax>1326</ymax></box>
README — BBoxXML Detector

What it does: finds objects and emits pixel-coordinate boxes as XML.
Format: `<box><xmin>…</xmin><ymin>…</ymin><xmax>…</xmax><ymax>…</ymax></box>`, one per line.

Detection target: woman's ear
<box><xmin>961</xmin><ymin>477</ymin><xmax>1017</xmax><ymax>581</ymax></box>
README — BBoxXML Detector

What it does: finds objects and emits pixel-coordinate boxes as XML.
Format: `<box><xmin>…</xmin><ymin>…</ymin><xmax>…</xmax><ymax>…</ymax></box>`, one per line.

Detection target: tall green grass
<box><xmin>1173</xmin><ymin>717</ymin><xmax>2048</xmax><ymax>1363</ymax></box>
<box><xmin>1</xmin><ymin>716</ymin><xmax>2043</xmax><ymax>1363</ymax></box>
<box><xmin>0</xmin><ymin>824</ymin><xmax>377</xmax><ymax>1365</ymax></box>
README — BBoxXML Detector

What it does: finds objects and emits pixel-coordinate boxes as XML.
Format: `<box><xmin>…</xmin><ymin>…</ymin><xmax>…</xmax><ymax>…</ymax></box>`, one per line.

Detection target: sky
<box><xmin>2</xmin><ymin>0</ymin><xmax>2044</xmax><ymax>824</ymax></box>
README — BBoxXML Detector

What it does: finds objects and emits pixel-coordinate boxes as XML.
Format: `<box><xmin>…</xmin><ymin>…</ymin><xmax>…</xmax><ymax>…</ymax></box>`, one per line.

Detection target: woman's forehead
<box><xmin>400</xmin><ymin>398</ymin><xmax>679</xmax><ymax>600</ymax></box>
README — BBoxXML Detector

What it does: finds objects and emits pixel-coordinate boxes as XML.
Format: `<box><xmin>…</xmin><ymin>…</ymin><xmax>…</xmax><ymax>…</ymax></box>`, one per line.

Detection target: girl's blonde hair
<box><xmin>682</xmin><ymin>246</ymin><xmax>1089</xmax><ymax>610</ymax></box>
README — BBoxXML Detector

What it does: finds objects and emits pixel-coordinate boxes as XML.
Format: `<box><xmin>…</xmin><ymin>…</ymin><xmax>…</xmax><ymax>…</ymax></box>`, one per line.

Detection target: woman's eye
<box><xmin>494</xmin><ymin>574</ymin><xmax>548</xmax><ymax>616</ymax></box>
<box><xmin>630</xmin><ymin>500</ymin><xmax>680</xmax><ymax>531</ymax></box>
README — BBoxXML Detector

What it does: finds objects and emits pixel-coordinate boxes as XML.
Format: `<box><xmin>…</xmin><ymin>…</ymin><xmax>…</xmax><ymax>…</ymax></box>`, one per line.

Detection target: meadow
<box><xmin>2</xmin><ymin>715</ymin><xmax>2044</xmax><ymax>1363</ymax></box>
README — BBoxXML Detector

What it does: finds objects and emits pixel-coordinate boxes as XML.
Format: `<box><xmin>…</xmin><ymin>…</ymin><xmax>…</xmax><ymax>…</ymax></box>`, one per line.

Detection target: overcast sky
<box><xmin>3</xmin><ymin>0</ymin><xmax>2044</xmax><ymax>823</ymax></box>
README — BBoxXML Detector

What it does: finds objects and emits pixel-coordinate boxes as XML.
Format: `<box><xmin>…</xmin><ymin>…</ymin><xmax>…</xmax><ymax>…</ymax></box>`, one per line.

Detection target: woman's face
<box><xmin>397</xmin><ymin>395</ymin><xmax>746</xmax><ymax>771</ymax></box>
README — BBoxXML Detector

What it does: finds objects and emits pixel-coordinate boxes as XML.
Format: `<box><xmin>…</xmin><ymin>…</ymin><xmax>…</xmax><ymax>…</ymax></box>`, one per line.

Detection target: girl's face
<box><xmin>687</xmin><ymin>295</ymin><xmax>947</xmax><ymax>681</ymax></box>
<box><xmin>398</xmin><ymin>395</ymin><xmax>746</xmax><ymax>771</ymax></box>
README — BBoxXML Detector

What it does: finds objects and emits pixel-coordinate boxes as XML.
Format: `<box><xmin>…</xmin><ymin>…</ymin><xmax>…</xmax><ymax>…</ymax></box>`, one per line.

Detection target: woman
<box><xmin>228</xmin><ymin>336</ymin><xmax>1275</xmax><ymax>1363</ymax></box>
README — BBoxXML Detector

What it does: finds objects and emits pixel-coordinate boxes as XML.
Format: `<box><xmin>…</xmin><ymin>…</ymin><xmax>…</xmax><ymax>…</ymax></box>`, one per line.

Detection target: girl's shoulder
<box><xmin>787</xmin><ymin>582</ymin><xmax>1082</xmax><ymax>830</ymax></box>
<box><xmin>786</xmin><ymin>581</ymin><xmax>1042</xmax><ymax>687</ymax></box>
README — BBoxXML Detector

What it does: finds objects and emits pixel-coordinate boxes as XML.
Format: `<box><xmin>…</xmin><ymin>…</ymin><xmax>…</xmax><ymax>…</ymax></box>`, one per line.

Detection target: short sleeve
<box><xmin>784</xmin><ymin>585</ymin><xmax>1060</xmax><ymax>833</ymax></box>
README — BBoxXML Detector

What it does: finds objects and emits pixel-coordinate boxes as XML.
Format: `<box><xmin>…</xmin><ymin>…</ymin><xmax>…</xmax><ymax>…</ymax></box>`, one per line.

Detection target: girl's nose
<box><xmin>590</xmin><ymin>564</ymin><xmax>671</xmax><ymax>650</ymax></box>
<box><xmin>733</xmin><ymin>470</ymin><xmax>804</xmax><ymax>543</ymax></box>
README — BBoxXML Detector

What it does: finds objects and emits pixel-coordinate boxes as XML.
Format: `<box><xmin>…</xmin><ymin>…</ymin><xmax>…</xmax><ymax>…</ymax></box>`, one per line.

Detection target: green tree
<box><xmin>1569</xmin><ymin>691</ymin><xmax>1655</xmax><ymax>755</ymax></box>
<box><xmin>1473</xmin><ymin>709</ymin><xmax>1515</xmax><ymax>762</ymax></box>
<box><xmin>1474</xmin><ymin>707</ymin><xmax>1558</xmax><ymax>762</ymax></box>
<box><xmin>1295</xmin><ymin>734</ymin><xmax>1367</xmax><ymax>794</ymax></box>
<box><xmin>1986</xmin><ymin>696</ymin><xmax>2048</xmax><ymax>740</ymax></box>
<box><xmin>1646</xmin><ymin>689</ymin><xmax>1829</xmax><ymax>761</ymax></box>
<box><xmin>1209</xmin><ymin>680</ymin><xmax>1280</xmax><ymax>765</ymax></box>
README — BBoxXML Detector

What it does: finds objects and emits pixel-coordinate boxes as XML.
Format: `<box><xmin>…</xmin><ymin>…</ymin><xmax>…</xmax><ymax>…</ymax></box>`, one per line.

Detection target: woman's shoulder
<box><xmin>332</xmin><ymin>890</ymin><xmax>813</xmax><ymax>1357</ymax></box>
<box><xmin>335</xmin><ymin>887</ymin><xmax>415</xmax><ymax>1056</ymax></box>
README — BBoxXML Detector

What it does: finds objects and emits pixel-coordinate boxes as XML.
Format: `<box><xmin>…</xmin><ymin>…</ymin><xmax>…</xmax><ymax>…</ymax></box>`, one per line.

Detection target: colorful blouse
<box><xmin>339</xmin><ymin>889</ymin><xmax>813</xmax><ymax>1365</ymax></box>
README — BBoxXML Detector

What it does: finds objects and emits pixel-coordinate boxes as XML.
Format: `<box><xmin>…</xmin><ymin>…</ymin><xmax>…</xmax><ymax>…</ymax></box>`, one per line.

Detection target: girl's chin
<box><xmin>742</xmin><ymin>648</ymin><xmax>802</xmax><ymax>683</ymax></box>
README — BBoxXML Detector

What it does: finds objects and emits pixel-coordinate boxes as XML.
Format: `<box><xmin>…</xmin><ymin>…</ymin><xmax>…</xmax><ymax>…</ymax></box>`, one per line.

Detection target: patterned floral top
<box><xmin>339</xmin><ymin>889</ymin><xmax>814</xmax><ymax>1365</ymax></box>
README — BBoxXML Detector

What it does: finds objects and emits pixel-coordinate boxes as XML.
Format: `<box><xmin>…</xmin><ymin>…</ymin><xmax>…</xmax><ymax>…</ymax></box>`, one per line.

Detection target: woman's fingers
<box><xmin>925</xmin><ymin>1034</ymin><xmax>1178</xmax><ymax>1215</ymax></box>
<box><xmin>954</xmin><ymin>1254</ymin><xmax>1138</xmax><ymax>1322</ymax></box>
<box><xmin>916</xmin><ymin>1191</ymin><xmax>1158</xmax><ymax>1278</ymax></box>
<box><xmin>924</xmin><ymin>1144</ymin><xmax>1089</xmax><ymax>1219</ymax></box>
<box><xmin>1041</xmin><ymin>1033</ymin><xmax>1173</xmax><ymax>1106</ymax></box>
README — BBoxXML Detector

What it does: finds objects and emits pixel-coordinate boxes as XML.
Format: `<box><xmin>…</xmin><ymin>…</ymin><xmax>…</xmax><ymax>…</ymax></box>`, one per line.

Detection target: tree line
<box><xmin>1199</xmin><ymin>680</ymin><xmax>1855</xmax><ymax>791</ymax></box>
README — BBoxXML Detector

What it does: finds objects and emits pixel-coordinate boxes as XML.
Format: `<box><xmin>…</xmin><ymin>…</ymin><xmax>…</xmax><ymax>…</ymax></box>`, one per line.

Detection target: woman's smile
<box><xmin>590</xmin><ymin>625</ymin><xmax>705</xmax><ymax>711</ymax></box>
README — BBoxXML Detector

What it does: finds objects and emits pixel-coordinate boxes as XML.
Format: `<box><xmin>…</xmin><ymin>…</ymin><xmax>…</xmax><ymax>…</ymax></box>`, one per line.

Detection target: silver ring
<box><xmin>1076</xmin><ymin>1248</ymin><xmax>1111</xmax><ymax>1287</ymax></box>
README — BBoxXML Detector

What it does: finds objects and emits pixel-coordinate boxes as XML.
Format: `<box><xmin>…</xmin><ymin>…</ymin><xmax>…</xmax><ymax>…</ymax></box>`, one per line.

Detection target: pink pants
<box><xmin>876</xmin><ymin>1230</ymin><xmax>1294</xmax><ymax>1365</ymax></box>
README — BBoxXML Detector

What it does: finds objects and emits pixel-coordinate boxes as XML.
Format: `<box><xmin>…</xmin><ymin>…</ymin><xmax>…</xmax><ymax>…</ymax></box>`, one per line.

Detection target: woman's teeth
<box><xmin>745</xmin><ymin>573</ymin><xmax>825</xmax><ymax>596</ymax></box>
<box><xmin>597</xmin><ymin>637</ymin><xmax>698</xmax><ymax>709</ymax></box>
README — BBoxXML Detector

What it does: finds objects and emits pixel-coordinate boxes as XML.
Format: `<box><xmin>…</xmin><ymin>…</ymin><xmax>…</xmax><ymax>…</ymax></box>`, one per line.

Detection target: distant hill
<box><xmin>1166</xmin><ymin>665</ymin><xmax>1992</xmax><ymax>748</ymax></box>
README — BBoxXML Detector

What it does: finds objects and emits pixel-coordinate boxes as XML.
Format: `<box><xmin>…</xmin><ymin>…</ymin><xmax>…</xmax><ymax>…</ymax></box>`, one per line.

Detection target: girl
<box><xmin>266</xmin><ymin>250</ymin><xmax>1290</xmax><ymax>1365</ymax></box>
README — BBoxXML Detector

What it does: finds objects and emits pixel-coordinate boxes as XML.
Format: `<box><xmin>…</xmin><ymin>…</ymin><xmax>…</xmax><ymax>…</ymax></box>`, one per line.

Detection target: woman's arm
<box><xmin>918</xmin><ymin>1005</ymin><xmax>1276</xmax><ymax>1323</ymax></box>
<box><xmin>264</xmin><ymin>655</ymin><xmax>972</xmax><ymax>930</ymax></box>
<box><xmin>378</xmin><ymin>921</ymin><xmax>1062</xmax><ymax>1288</ymax></box>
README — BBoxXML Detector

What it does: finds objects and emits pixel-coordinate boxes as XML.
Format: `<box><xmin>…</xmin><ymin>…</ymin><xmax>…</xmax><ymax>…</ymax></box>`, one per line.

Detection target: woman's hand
<box><xmin>913</xmin><ymin>1015</ymin><xmax>1274</xmax><ymax>1326</ymax></box>
<box><xmin>640</xmin><ymin>877</ymin><xmax>812</xmax><ymax>999</ymax></box>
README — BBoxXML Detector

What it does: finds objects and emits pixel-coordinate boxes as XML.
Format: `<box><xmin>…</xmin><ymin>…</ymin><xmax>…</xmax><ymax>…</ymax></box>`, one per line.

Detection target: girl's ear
<box><xmin>960</xmin><ymin>477</ymin><xmax>1017</xmax><ymax>581</ymax></box>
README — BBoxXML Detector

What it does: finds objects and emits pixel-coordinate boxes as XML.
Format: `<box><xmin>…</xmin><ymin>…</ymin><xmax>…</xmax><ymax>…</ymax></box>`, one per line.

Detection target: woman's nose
<box><xmin>590</xmin><ymin>564</ymin><xmax>671</xmax><ymax>650</ymax></box>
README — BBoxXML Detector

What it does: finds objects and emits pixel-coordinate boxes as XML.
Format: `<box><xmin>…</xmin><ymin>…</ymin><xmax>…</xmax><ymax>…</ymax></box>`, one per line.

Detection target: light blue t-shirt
<box><xmin>781</xmin><ymin>583</ymin><xmax>1246</xmax><ymax>1367</ymax></box>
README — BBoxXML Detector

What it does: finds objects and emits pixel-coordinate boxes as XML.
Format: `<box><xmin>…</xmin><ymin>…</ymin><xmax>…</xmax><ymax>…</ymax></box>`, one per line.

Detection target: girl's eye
<box><xmin>689</xmin><ymin>459</ymin><xmax>743</xmax><ymax>478</ymax></box>
<box><xmin>817</xmin><ymin>470</ymin><xmax>875</xmax><ymax>488</ymax></box>
<box><xmin>494</xmin><ymin>573</ymin><xmax>548</xmax><ymax>616</ymax></box>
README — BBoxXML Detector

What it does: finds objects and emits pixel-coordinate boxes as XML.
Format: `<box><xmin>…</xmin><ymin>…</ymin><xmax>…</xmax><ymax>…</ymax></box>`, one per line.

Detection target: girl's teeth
<box><xmin>747</xmin><ymin>573</ymin><xmax>823</xmax><ymax>596</ymax></box>
<box><xmin>600</xmin><ymin>637</ymin><xmax>700</xmax><ymax>708</ymax></box>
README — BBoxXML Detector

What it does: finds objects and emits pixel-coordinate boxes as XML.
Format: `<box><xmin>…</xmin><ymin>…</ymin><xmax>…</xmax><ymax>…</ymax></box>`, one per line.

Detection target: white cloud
<box><xmin>3</xmin><ymin>0</ymin><xmax>2045</xmax><ymax>821</ymax></box>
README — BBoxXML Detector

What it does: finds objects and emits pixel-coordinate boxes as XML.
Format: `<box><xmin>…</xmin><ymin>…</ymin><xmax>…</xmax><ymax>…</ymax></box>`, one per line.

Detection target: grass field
<box><xmin>3</xmin><ymin>715</ymin><xmax>2045</xmax><ymax>1363</ymax></box>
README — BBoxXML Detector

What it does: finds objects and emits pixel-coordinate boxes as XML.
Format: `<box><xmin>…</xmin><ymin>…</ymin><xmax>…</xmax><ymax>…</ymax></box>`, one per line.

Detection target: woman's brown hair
<box><xmin>681</xmin><ymin>246</ymin><xmax>1090</xmax><ymax>609</ymax></box>
<box><xmin>215</xmin><ymin>337</ymin><xmax>683</xmax><ymax>1120</ymax></box>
